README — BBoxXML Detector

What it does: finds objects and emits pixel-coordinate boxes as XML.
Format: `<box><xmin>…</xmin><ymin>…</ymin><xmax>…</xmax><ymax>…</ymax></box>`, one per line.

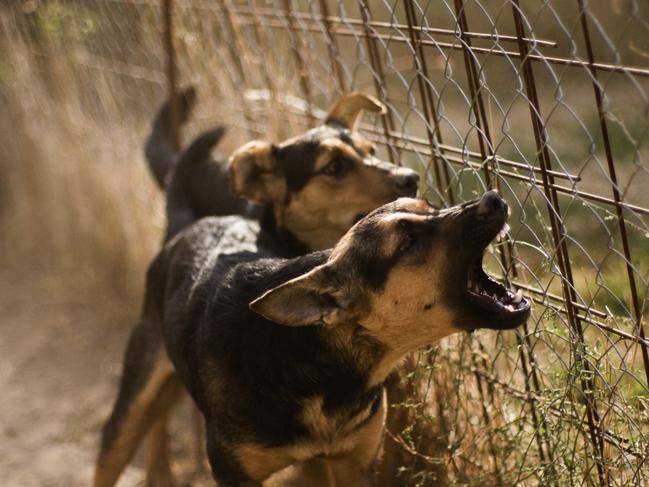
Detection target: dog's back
<box><xmin>158</xmin><ymin>223</ymin><xmax>334</xmax><ymax>412</ymax></box>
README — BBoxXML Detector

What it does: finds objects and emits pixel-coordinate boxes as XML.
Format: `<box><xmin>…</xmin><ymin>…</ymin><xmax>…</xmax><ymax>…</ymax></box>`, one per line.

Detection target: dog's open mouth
<box><xmin>463</xmin><ymin>232</ymin><xmax>531</xmax><ymax>329</ymax></box>
<box><xmin>467</xmin><ymin>258</ymin><xmax>529</xmax><ymax>312</ymax></box>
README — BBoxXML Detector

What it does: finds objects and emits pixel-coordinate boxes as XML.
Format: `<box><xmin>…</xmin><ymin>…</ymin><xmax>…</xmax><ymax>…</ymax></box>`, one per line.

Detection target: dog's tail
<box><xmin>144</xmin><ymin>86</ymin><xmax>197</xmax><ymax>188</ymax></box>
<box><xmin>146</xmin><ymin>87</ymin><xmax>255</xmax><ymax>240</ymax></box>
<box><xmin>164</xmin><ymin>126</ymin><xmax>231</xmax><ymax>240</ymax></box>
<box><xmin>177</xmin><ymin>127</ymin><xmax>226</xmax><ymax>171</ymax></box>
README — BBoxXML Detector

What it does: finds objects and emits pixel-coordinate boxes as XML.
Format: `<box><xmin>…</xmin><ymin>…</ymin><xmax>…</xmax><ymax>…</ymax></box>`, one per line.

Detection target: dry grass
<box><xmin>0</xmin><ymin>25</ymin><xmax>175</xmax><ymax>486</ymax></box>
<box><xmin>0</xmin><ymin>39</ymin><xmax>163</xmax><ymax>299</ymax></box>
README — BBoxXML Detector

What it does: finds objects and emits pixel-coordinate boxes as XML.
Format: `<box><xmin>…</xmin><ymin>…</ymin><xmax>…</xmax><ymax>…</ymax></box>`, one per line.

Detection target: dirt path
<box><xmin>0</xmin><ymin>275</ymin><xmax>212</xmax><ymax>487</ymax></box>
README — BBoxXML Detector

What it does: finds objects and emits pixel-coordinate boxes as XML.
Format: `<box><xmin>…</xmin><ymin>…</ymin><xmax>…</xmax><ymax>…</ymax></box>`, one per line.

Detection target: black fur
<box><xmin>278</xmin><ymin>126</ymin><xmax>330</xmax><ymax>192</ymax></box>
<box><xmin>165</xmin><ymin>127</ymin><xmax>226</xmax><ymax>239</ymax></box>
<box><xmin>347</xmin><ymin>220</ymin><xmax>394</xmax><ymax>291</ymax></box>
<box><xmin>277</xmin><ymin>125</ymin><xmax>361</xmax><ymax>192</ymax></box>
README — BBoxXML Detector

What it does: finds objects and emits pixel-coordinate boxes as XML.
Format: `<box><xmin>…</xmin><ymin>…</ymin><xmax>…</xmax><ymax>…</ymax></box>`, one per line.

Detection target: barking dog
<box><xmin>93</xmin><ymin>93</ymin><xmax>419</xmax><ymax>487</ymax></box>
<box><xmin>97</xmin><ymin>191</ymin><xmax>530</xmax><ymax>486</ymax></box>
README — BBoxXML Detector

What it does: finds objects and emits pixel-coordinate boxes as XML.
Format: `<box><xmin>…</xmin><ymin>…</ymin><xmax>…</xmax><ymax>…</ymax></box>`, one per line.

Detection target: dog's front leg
<box><xmin>266</xmin><ymin>458</ymin><xmax>335</xmax><ymax>487</ymax></box>
<box><xmin>206</xmin><ymin>424</ymin><xmax>308</xmax><ymax>487</ymax></box>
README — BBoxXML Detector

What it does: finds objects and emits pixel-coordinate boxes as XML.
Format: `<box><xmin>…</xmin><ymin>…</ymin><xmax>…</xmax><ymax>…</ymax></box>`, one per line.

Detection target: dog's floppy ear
<box><xmin>229</xmin><ymin>140</ymin><xmax>286</xmax><ymax>203</ymax></box>
<box><xmin>325</xmin><ymin>93</ymin><xmax>387</xmax><ymax>129</ymax></box>
<box><xmin>250</xmin><ymin>265</ymin><xmax>353</xmax><ymax>327</ymax></box>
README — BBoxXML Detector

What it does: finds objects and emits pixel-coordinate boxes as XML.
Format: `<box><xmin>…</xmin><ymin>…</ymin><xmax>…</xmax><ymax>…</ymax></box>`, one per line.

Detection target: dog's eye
<box><xmin>323</xmin><ymin>158</ymin><xmax>345</xmax><ymax>177</ymax></box>
<box><xmin>398</xmin><ymin>219</ymin><xmax>416</xmax><ymax>252</ymax></box>
<box><xmin>399</xmin><ymin>233</ymin><xmax>415</xmax><ymax>253</ymax></box>
<box><xmin>368</xmin><ymin>145</ymin><xmax>376</xmax><ymax>156</ymax></box>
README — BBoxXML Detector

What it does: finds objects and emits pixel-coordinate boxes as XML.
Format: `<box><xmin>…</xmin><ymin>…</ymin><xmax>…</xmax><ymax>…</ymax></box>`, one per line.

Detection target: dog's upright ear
<box><xmin>325</xmin><ymin>93</ymin><xmax>387</xmax><ymax>129</ymax></box>
<box><xmin>250</xmin><ymin>264</ymin><xmax>355</xmax><ymax>327</ymax></box>
<box><xmin>229</xmin><ymin>140</ymin><xmax>286</xmax><ymax>203</ymax></box>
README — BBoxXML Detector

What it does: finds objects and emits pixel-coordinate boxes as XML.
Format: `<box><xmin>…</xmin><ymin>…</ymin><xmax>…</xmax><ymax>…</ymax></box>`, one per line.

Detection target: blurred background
<box><xmin>1</xmin><ymin>0</ymin><xmax>648</xmax><ymax>485</ymax></box>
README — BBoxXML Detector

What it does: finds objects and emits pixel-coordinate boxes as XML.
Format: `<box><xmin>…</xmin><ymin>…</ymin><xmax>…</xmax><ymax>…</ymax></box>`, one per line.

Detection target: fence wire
<box><xmin>2</xmin><ymin>0</ymin><xmax>649</xmax><ymax>485</ymax></box>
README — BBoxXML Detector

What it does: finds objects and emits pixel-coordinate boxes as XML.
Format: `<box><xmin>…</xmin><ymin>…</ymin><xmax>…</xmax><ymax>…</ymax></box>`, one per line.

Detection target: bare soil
<box><xmin>0</xmin><ymin>273</ymin><xmax>213</xmax><ymax>487</ymax></box>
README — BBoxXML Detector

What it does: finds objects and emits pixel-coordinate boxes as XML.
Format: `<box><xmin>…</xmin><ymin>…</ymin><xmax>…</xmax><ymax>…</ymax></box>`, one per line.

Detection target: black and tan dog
<box><xmin>100</xmin><ymin>191</ymin><xmax>530</xmax><ymax>486</ymax></box>
<box><xmin>170</xmin><ymin>192</ymin><xmax>530</xmax><ymax>486</ymax></box>
<box><xmin>145</xmin><ymin>88</ymin><xmax>419</xmax><ymax>244</ymax></box>
<box><xmin>93</xmin><ymin>93</ymin><xmax>419</xmax><ymax>487</ymax></box>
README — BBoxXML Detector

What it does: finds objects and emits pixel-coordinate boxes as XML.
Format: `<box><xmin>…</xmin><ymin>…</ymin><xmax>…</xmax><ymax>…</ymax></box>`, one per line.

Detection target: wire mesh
<box><xmin>2</xmin><ymin>0</ymin><xmax>649</xmax><ymax>485</ymax></box>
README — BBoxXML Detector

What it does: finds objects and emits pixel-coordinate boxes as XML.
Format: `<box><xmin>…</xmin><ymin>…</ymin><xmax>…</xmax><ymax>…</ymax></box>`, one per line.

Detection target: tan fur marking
<box><xmin>237</xmin><ymin>394</ymin><xmax>387</xmax><ymax>483</ymax></box>
<box><xmin>315</xmin><ymin>138</ymin><xmax>364</xmax><ymax>171</ymax></box>
<box><xmin>301</xmin><ymin>395</ymin><xmax>377</xmax><ymax>442</ymax></box>
<box><xmin>235</xmin><ymin>444</ymin><xmax>296</xmax><ymax>482</ymax></box>
<box><xmin>327</xmin><ymin>393</ymin><xmax>387</xmax><ymax>487</ymax></box>
<box><xmin>378</xmin><ymin>211</ymin><xmax>437</xmax><ymax>255</ymax></box>
<box><xmin>229</xmin><ymin>140</ymin><xmax>286</xmax><ymax>204</ymax></box>
<box><xmin>331</xmin><ymin>208</ymin><xmax>433</xmax><ymax>261</ymax></box>
<box><xmin>265</xmin><ymin>459</ymin><xmax>334</xmax><ymax>487</ymax></box>
<box><xmin>144</xmin><ymin>414</ymin><xmax>175</xmax><ymax>487</ymax></box>
<box><xmin>93</xmin><ymin>355</ymin><xmax>180</xmax><ymax>487</ymax></box>
<box><xmin>289</xmin><ymin>458</ymin><xmax>335</xmax><ymax>487</ymax></box>
<box><xmin>280</xmin><ymin>156</ymin><xmax>404</xmax><ymax>250</ymax></box>
<box><xmin>351</xmin><ymin>218</ymin><xmax>460</xmax><ymax>386</ymax></box>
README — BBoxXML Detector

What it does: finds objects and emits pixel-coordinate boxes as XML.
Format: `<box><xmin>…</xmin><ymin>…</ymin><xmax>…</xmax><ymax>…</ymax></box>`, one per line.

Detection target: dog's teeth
<box><xmin>513</xmin><ymin>289</ymin><xmax>523</xmax><ymax>304</ymax></box>
<box><xmin>505</xmin><ymin>304</ymin><xmax>515</xmax><ymax>311</ymax></box>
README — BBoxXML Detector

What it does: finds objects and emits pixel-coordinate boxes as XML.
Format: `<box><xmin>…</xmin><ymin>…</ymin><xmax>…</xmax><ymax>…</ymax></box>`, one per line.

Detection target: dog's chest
<box><xmin>295</xmin><ymin>394</ymin><xmax>379</xmax><ymax>456</ymax></box>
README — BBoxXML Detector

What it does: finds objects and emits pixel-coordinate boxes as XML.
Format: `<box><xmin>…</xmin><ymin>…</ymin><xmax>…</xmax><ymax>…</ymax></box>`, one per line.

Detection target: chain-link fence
<box><xmin>2</xmin><ymin>0</ymin><xmax>649</xmax><ymax>485</ymax></box>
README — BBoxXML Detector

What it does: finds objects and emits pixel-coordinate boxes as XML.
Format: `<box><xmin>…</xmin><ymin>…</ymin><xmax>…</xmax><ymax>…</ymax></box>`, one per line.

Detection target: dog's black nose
<box><xmin>477</xmin><ymin>190</ymin><xmax>507</xmax><ymax>215</ymax></box>
<box><xmin>394</xmin><ymin>169</ymin><xmax>420</xmax><ymax>195</ymax></box>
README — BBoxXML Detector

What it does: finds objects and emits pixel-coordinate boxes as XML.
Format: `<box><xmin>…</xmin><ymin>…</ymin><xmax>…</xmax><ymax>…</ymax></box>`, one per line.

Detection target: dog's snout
<box><xmin>477</xmin><ymin>190</ymin><xmax>507</xmax><ymax>215</ymax></box>
<box><xmin>394</xmin><ymin>169</ymin><xmax>419</xmax><ymax>195</ymax></box>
